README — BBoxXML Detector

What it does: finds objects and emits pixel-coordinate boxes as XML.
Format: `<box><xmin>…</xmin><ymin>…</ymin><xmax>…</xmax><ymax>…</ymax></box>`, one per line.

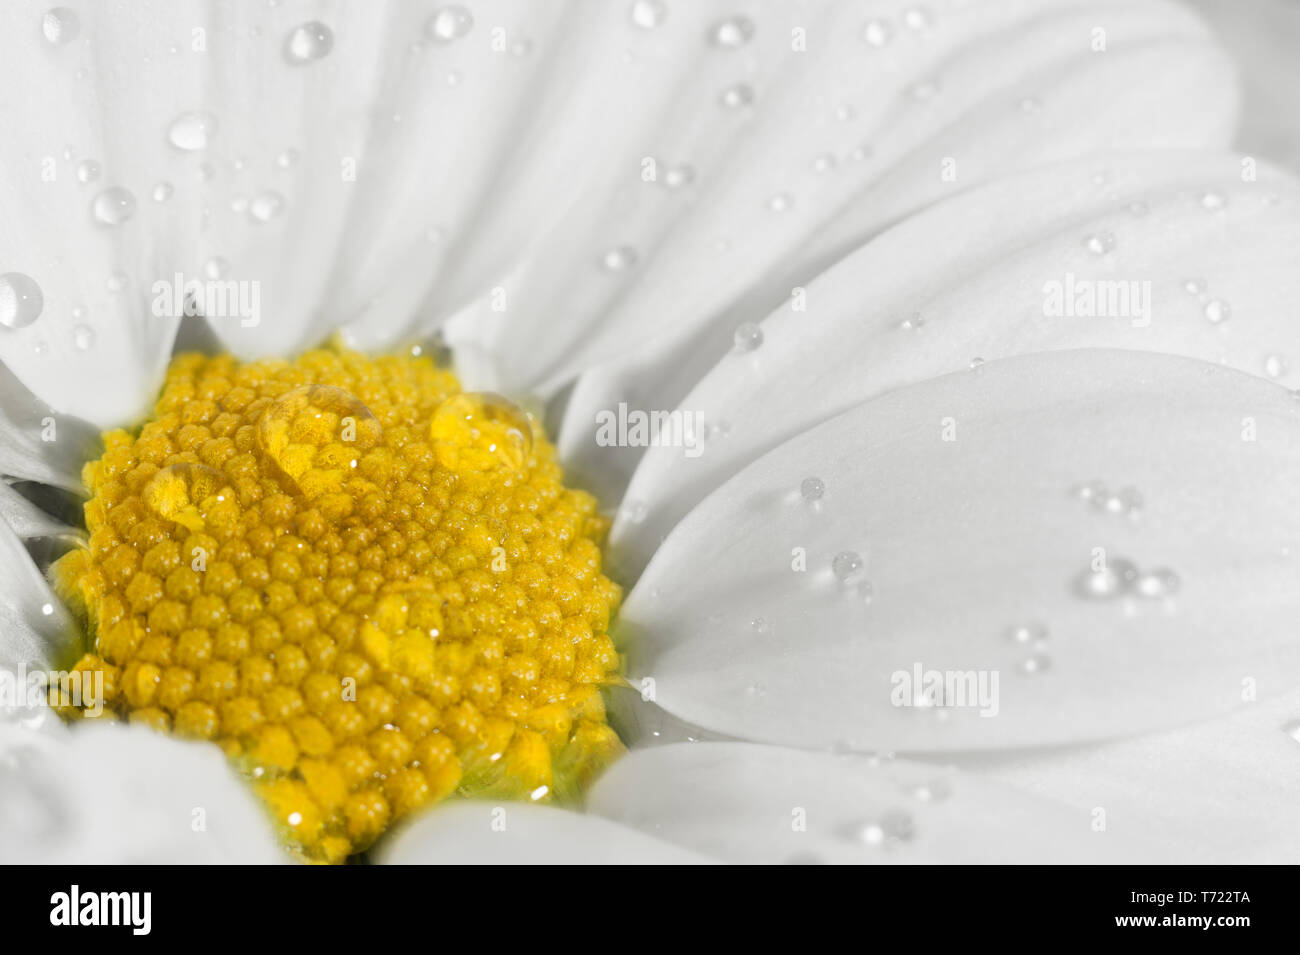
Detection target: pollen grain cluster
<box><xmin>56</xmin><ymin>345</ymin><xmax>624</xmax><ymax>863</ymax></box>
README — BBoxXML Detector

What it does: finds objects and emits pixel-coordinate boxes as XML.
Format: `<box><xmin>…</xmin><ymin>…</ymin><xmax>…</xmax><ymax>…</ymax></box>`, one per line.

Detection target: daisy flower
<box><xmin>1</xmin><ymin>0</ymin><xmax>1298</xmax><ymax>865</ymax></box>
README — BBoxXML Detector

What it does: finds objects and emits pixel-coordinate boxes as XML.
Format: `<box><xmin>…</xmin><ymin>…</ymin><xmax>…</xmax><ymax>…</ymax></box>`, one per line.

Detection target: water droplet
<box><xmin>230</xmin><ymin>195</ymin><xmax>249</xmax><ymax>214</ymax></box>
<box><xmin>733</xmin><ymin>322</ymin><xmax>763</xmax><ymax>353</ymax></box>
<box><xmin>166</xmin><ymin>111</ymin><xmax>217</xmax><ymax>151</ymax></box>
<box><xmin>1006</xmin><ymin>621</ymin><xmax>1048</xmax><ymax>646</ymax></box>
<box><xmin>800</xmin><ymin>477</ymin><xmax>825</xmax><ymax>503</ymax></box>
<box><xmin>832</xmin><ymin>550</ymin><xmax>864</xmax><ymax>582</ymax></box>
<box><xmin>142</xmin><ymin>463</ymin><xmax>232</xmax><ymax>533</ymax></box>
<box><xmin>283</xmin><ymin>21</ymin><xmax>334</xmax><ymax>65</ymax></box>
<box><xmin>426</xmin><ymin>6</ymin><xmax>474</xmax><ymax>42</ymax></box>
<box><xmin>1133</xmin><ymin>568</ymin><xmax>1180</xmax><ymax>599</ymax></box>
<box><xmin>1203</xmin><ymin>299</ymin><xmax>1231</xmax><ymax>324</ymax></box>
<box><xmin>0</xmin><ymin>273</ymin><xmax>44</xmax><ymax>330</ymax></box>
<box><xmin>811</xmin><ymin>153</ymin><xmax>837</xmax><ymax>174</ymax></box>
<box><xmin>709</xmin><ymin>16</ymin><xmax>755</xmax><ymax>49</ymax></box>
<box><xmin>1265</xmin><ymin>355</ymin><xmax>1287</xmax><ymax>379</ymax></box>
<box><xmin>1183</xmin><ymin>278</ymin><xmax>1205</xmax><ymax>296</ymax></box>
<box><xmin>204</xmin><ymin>257</ymin><xmax>230</xmax><ymax>280</ymax></box>
<box><xmin>844</xmin><ymin>809</ymin><xmax>914</xmax><ymax>847</ymax></box>
<box><xmin>106</xmin><ymin>271</ymin><xmax>128</xmax><ymax>293</ymax></box>
<box><xmin>1083</xmin><ymin>232</ymin><xmax>1116</xmax><ymax>255</ymax></box>
<box><xmin>41</xmin><ymin>7</ymin><xmax>80</xmax><ymax>45</ymax></box>
<box><xmin>257</xmin><ymin>385</ymin><xmax>383</xmax><ymax>496</ymax></box>
<box><xmin>1200</xmin><ymin>191</ymin><xmax>1226</xmax><ymax>211</ymax></box>
<box><xmin>750</xmin><ymin>617</ymin><xmax>769</xmax><ymax>634</ymax></box>
<box><xmin>151</xmin><ymin>181</ymin><xmax>173</xmax><ymax>203</ymax></box>
<box><xmin>862</xmin><ymin>18</ymin><xmax>893</xmax><ymax>47</ymax></box>
<box><xmin>91</xmin><ymin>187</ymin><xmax>137</xmax><ymax>226</ymax></box>
<box><xmin>249</xmin><ymin>191</ymin><xmax>285</xmax><ymax>223</ymax></box>
<box><xmin>1073</xmin><ymin>558</ymin><xmax>1138</xmax><ymax>600</ymax></box>
<box><xmin>911</xmin><ymin>780</ymin><xmax>952</xmax><ymax>803</ymax></box>
<box><xmin>767</xmin><ymin>193</ymin><xmax>792</xmax><ymax>213</ymax></box>
<box><xmin>599</xmin><ymin>246</ymin><xmax>638</xmax><ymax>272</ymax></box>
<box><xmin>72</xmin><ymin>323</ymin><xmax>95</xmax><ymax>351</ymax></box>
<box><xmin>968</xmin><ymin>357</ymin><xmax>985</xmax><ymax>370</ymax></box>
<box><xmin>74</xmin><ymin>159</ymin><xmax>101</xmax><ymax>184</ymax></box>
<box><xmin>719</xmin><ymin>83</ymin><xmax>755</xmax><ymax>109</ymax></box>
<box><xmin>429</xmin><ymin>392</ymin><xmax>534</xmax><ymax>473</ymax></box>
<box><xmin>834</xmin><ymin>104</ymin><xmax>856</xmax><ymax>122</ymax></box>
<box><xmin>630</xmin><ymin>0</ymin><xmax>667</xmax><ymax>29</ymax></box>
<box><xmin>663</xmin><ymin>164</ymin><xmax>695</xmax><ymax>188</ymax></box>
<box><xmin>276</xmin><ymin>149</ymin><xmax>300</xmax><ymax>169</ymax></box>
<box><xmin>902</xmin><ymin>6</ymin><xmax>932</xmax><ymax>30</ymax></box>
<box><xmin>1018</xmin><ymin>652</ymin><xmax>1051</xmax><ymax>675</ymax></box>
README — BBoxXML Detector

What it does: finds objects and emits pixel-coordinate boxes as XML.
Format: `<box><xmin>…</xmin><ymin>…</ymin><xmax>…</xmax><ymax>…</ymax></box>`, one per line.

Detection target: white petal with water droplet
<box><xmin>587</xmin><ymin>742</ymin><xmax>1149</xmax><ymax>863</ymax></box>
<box><xmin>378</xmin><ymin>800</ymin><xmax>713</xmax><ymax>864</ymax></box>
<box><xmin>619</xmin><ymin>350</ymin><xmax>1300</xmax><ymax>751</ymax></box>
<box><xmin>612</xmin><ymin>152</ymin><xmax>1300</xmax><ymax>571</ymax></box>
<box><xmin>0</xmin><ymin>504</ymin><xmax>80</xmax><ymax>673</ymax></box>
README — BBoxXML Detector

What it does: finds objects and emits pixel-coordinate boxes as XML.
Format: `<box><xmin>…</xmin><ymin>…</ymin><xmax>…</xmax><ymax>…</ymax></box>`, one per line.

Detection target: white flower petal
<box><xmin>0</xmin><ymin>359</ymin><xmax>99</xmax><ymax>489</ymax></box>
<box><xmin>0</xmin><ymin>2</ymin><xmax>206</xmax><ymax>426</ymax></box>
<box><xmin>953</xmin><ymin>687</ymin><xmax>1300</xmax><ymax>863</ymax></box>
<box><xmin>611</xmin><ymin>152</ymin><xmax>1300</xmax><ymax>572</ymax></box>
<box><xmin>1189</xmin><ymin>0</ymin><xmax>1300</xmax><ymax>174</ymax></box>
<box><xmin>378</xmin><ymin>800</ymin><xmax>712</xmax><ymax>865</ymax></box>
<box><xmin>618</xmin><ymin>349</ymin><xmax>1300</xmax><ymax>751</ymax></box>
<box><xmin>0</xmin><ymin>479</ymin><xmax>79</xmax><ymax>540</ymax></box>
<box><xmin>588</xmin><ymin>742</ymin><xmax>1149</xmax><ymax>863</ymax></box>
<box><xmin>0</xmin><ymin>506</ymin><xmax>80</xmax><ymax>672</ymax></box>
<box><xmin>0</xmin><ymin>720</ymin><xmax>285</xmax><ymax>863</ymax></box>
<box><xmin>552</xmin><ymin>1</ymin><xmax>1240</xmax><ymax>502</ymax></box>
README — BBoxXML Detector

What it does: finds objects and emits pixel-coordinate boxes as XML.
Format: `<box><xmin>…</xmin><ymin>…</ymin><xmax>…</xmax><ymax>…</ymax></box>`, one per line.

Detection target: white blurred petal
<box><xmin>0</xmin><ymin>720</ymin><xmax>285</xmax><ymax>863</ymax></box>
<box><xmin>611</xmin><ymin>152</ymin><xmax>1300</xmax><ymax>570</ymax></box>
<box><xmin>0</xmin><ymin>504</ymin><xmax>80</xmax><ymax>672</ymax></box>
<box><xmin>0</xmin><ymin>479</ymin><xmax>78</xmax><ymax>540</ymax></box>
<box><xmin>0</xmin><ymin>359</ymin><xmax>99</xmax><ymax>488</ymax></box>
<box><xmin>1189</xmin><ymin>0</ymin><xmax>1300</xmax><ymax>175</ymax></box>
<box><xmin>953</xmin><ymin>687</ymin><xmax>1300</xmax><ymax>864</ymax></box>
<box><xmin>619</xmin><ymin>350</ymin><xmax>1300</xmax><ymax>751</ymax></box>
<box><xmin>588</xmin><ymin>742</ymin><xmax>1149</xmax><ymax>863</ymax></box>
<box><xmin>378</xmin><ymin>800</ymin><xmax>712</xmax><ymax>865</ymax></box>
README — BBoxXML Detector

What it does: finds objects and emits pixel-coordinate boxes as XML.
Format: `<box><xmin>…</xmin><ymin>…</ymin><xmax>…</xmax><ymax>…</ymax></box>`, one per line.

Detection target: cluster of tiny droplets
<box><xmin>55</xmin><ymin>346</ymin><xmax>624</xmax><ymax>862</ymax></box>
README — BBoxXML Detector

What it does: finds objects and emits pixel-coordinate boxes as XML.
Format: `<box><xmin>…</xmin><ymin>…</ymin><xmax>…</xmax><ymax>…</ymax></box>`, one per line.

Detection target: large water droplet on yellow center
<box><xmin>429</xmin><ymin>392</ymin><xmax>533</xmax><ymax>472</ymax></box>
<box><xmin>256</xmin><ymin>385</ymin><xmax>382</xmax><ymax>498</ymax></box>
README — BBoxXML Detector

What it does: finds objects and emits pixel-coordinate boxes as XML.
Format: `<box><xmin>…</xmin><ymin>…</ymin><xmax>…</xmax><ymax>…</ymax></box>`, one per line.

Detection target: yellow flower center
<box><xmin>54</xmin><ymin>344</ymin><xmax>624</xmax><ymax>863</ymax></box>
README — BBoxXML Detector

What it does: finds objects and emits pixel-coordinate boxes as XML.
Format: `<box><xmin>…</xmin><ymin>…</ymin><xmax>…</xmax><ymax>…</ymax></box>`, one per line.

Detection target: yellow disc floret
<box><xmin>55</xmin><ymin>344</ymin><xmax>624</xmax><ymax>862</ymax></box>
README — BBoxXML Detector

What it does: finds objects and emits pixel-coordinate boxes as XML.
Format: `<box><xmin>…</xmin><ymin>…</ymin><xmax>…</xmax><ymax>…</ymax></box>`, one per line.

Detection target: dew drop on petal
<box><xmin>106</xmin><ymin>271</ymin><xmax>128</xmax><ymax>293</ymax></box>
<box><xmin>0</xmin><ymin>273</ymin><xmax>44</xmax><ymax>330</ymax></box>
<box><xmin>630</xmin><ymin>0</ymin><xmax>668</xmax><ymax>29</ymax></box>
<box><xmin>832</xmin><ymin>550</ymin><xmax>864</xmax><ymax>582</ymax></box>
<box><xmin>166</xmin><ymin>111</ymin><xmax>217</xmax><ymax>151</ymax></box>
<box><xmin>620</xmin><ymin>499</ymin><xmax>647</xmax><ymax>525</ymax></box>
<box><xmin>1133</xmin><ymin>568</ymin><xmax>1181</xmax><ymax>599</ymax></box>
<box><xmin>719</xmin><ymin>83</ymin><xmax>755</xmax><ymax>109</ymax></box>
<box><xmin>426</xmin><ymin>6</ymin><xmax>474</xmax><ymax>42</ymax></box>
<box><xmin>1264</xmin><ymin>355</ymin><xmax>1287</xmax><ymax>379</ymax></box>
<box><xmin>42</xmin><ymin>7</ymin><xmax>80</xmax><ymax>45</ymax></box>
<box><xmin>257</xmin><ymin>385</ymin><xmax>383</xmax><ymax>496</ymax></box>
<box><xmin>1083</xmin><ymin>232</ymin><xmax>1116</xmax><ymax>255</ymax></box>
<box><xmin>1200</xmin><ymin>191</ymin><xmax>1226</xmax><ymax>211</ymax></box>
<box><xmin>1073</xmin><ymin>558</ymin><xmax>1138</xmax><ymax>600</ymax></box>
<box><xmin>1203</xmin><ymin>299</ymin><xmax>1231</xmax><ymax>324</ymax></box>
<box><xmin>843</xmin><ymin>809</ymin><xmax>914</xmax><ymax>847</ymax></box>
<box><xmin>74</xmin><ymin>159</ymin><xmax>101</xmax><ymax>184</ymax></box>
<box><xmin>863</xmin><ymin>18</ymin><xmax>894</xmax><ymax>47</ymax></box>
<box><xmin>733</xmin><ymin>322</ymin><xmax>763</xmax><ymax>353</ymax></box>
<box><xmin>91</xmin><ymin>187</ymin><xmax>136</xmax><ymax>226</ymax></box>
<box><xmin>799</xmin><ymin>477</ymin><xmax>825</xmax><ymax>503</ymax></box>
<box><xmin>902</xmin><ymin>6</ymin><xmax>933</xmax><ymax>30</ymax></box>
<box><xmin>204</xmin><ymin>257</ymin><xmax>230</xmax><ymax>280</ymax></box>
<box><xmin>599</xmin><ymin>246</ymin><xmax>638</xmax><ymax>272</ymax></box>
<box><xmin>1006</xmin><ymin>621</ymin><xmax>1048</xmax><ymax>646</ymax></box>
<box><xmin>71</xmin><ymin>323</ymin><xmax>95</xmax><ymax>351</ymax></box>
<box><xmin>663</xmin><ymin>164</ymin><xmax>695</xmax><ymax>188</ymax></box>
<box><xmin>283</xmin><ymin>21</ymin><xmax>334</xmax><ymax>65</ymax></box>
<box><xmin>911</xmin><ymin>780</ymin><xmax>952</xmax><ymax>803</ymax></box>
<box><xmin>151</xmin><ymin>181</ymin><xmax>173</xmax><ymax>203</ymax></box>
<box><xmin>142</xmin><ymin>463</ymin><xmax>231</xmax><ymax>532</ymax></box>
<box><xmin>1183</xmin><ymin>278</ymin><xmax>1205</xmax><ymax>296</ymax></box>
<box><xmin>429</xmin><ymin>392</ymin><xmax>534</xmax><ymax>473</ymax></box>
<box><xmin>708</xmin><ymin>16</ymin><xmax>755</xmax><ymax>49</ymax></box>
<box><xmin>1018</xmin><ymin>652</ymin><xmax>1051</xmax><ymax>675</ymax></box>
<box><xmin>276</xmin><ymin>148</ymin><xmax>300</xmax><ymax>169</ymax></box>
<box><xmin>249</xmin><ymin>191</ymin><xmax>285</xmax><ymax>223</ymax></box>
<box><xmin>767</xmin><ymin>193</ymin><xmax>792</xmax><ymax>213</ymax></box>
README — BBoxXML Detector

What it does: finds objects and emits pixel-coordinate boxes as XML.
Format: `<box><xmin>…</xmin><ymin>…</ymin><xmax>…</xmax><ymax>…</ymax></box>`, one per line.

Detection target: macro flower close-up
<box><xmin>2</xmin><ymin>0</ymin><xmax>1299</xmax><ymax>877</ymax></box>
